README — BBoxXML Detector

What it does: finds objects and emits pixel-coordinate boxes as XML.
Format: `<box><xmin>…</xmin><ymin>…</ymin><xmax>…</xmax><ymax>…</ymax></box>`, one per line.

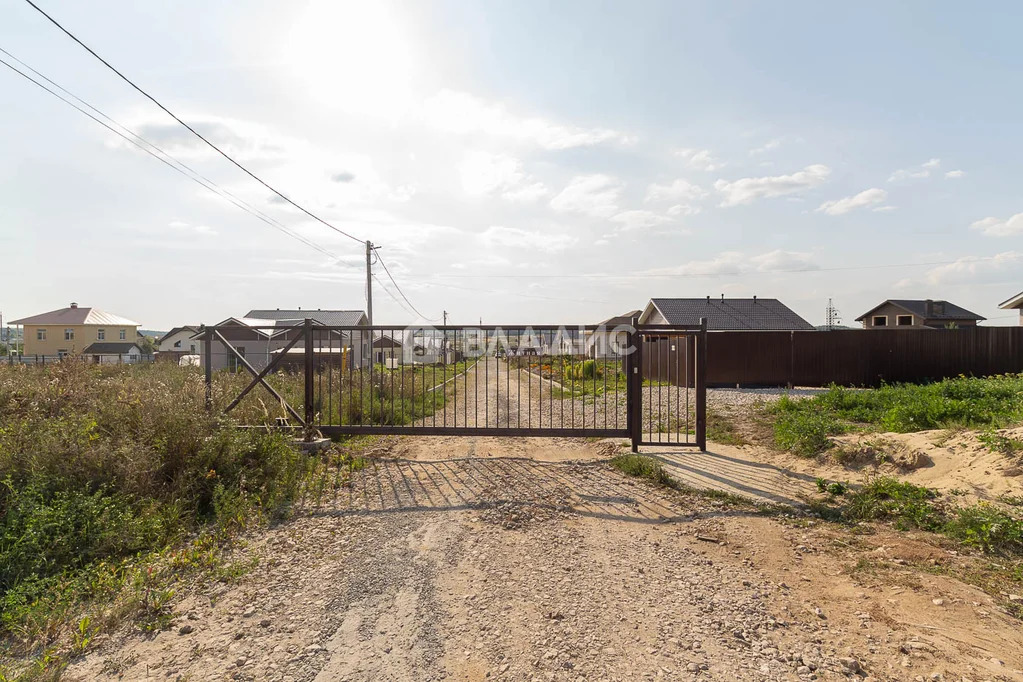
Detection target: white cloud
<box><xmin>970</xmin><ymin>213</ymin><xmax>1023</xmax><ymax>237</ymax></box>
<box><xmin>459</xmin><ymin>151</ymin><xmax>547</xmax><ymax>202</ymax></box>
<box><xmin>549</xmin><ymin>174</ymin><xmax>623</xmax><ymax>217</ymax></box>
<box><xmin>924</xmin><ymin>251</ymin><xmax>1023</xmax><ymax>285</ymax></box>
<box><xmin>168</xmin><ymin>220</ymin><xmax>218</xmax><ymax>236</ymax></box>
<box><xmin>422</xmin><ymin>90</ymin><xmax>633</xmax><ymax>150</ymax></box>
<box><xmin>749</xmin><ymin>138</ymin><xmax>782</xmax><ymax>156</ymax></box>
<box><xmin>816</xmin><ymin>188</ymin><xmax>889</xmax><ymax>216</ymax></box>
<box><xmin>609</xmin><ymin>210</ymin><xmax>671</xmax><ymax>232</ymax></box>
<box><xmin>674</xmin><ymin>148</ymin><xmax>725</xmax><ymax>171</ymax></box>
<box><xmin>945</xmin><ymin>170</ymin><xmax>965</xmax><ymax>179</ymax></box>
<box><xmin>480</xmin><ymin>226</ymin><xmax>576</xmax><ymax>253</ymax></box>
<box><xmin>642</xmin><ymin>249</ymin><xmax>818</xmax><ymax>276</ymax></box>
<box><xmin>888</xmin><ymin>158</ymin><xmax>941</xmax><ymax>182</ymax></box>
<box><xmin>714</xmin><ymin>164</ymin><xmax>831</xmax><ymax>207</ymax></box>
<box><xmin>645</xmin><ymin>178</ymin><xmax>707</xmax><ymax>203</ymax></box>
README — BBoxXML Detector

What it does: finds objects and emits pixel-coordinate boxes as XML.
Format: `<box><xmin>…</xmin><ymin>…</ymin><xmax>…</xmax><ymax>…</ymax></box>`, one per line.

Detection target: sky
<box><xmin>1</xmin><ymin>0</ymin><xmax>1022</xmax><ymax>330</ymax></box>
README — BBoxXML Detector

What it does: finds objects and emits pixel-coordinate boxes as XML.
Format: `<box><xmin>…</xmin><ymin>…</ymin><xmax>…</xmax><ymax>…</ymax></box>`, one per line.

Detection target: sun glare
<box><xmin>283</xmin><ymin>0</ymin><xmax>419</xmax><ymax>117</ymax></box>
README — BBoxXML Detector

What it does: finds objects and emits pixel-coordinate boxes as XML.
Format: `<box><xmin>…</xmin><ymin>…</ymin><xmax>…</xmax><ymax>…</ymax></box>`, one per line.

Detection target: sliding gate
<box><xmin>201</xmin><ymin>321</ymin><xmax>706</xmax><ymax>450</ymax></box>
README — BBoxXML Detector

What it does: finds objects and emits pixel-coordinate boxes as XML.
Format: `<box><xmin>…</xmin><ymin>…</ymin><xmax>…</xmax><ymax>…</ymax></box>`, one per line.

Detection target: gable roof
<box><xmin>855</xmin><ymin>299</ymin><xmax>985</xmax><ymax>322</ymax></box>
<box><xmin>597</xmin><ymin>310</ymin><xmax>642</xmax><ymax>327</ymax></box>
<box><xmin>641</xmin><ymin>298</ymin><xmax>814</xmax><ymax>331</ymax></box>
<box><xmin>999</xmin><ymin>291</ymin><xmax>1023</xmax><ymax>310</ymax></box>
<box><xmin>158</xmin><ymin>326</ymin><xmax>200</xmax><ymax>345</ymax></box>
<box><xmin>82</xmin><ymin>342</ymin><xmax>141</xmax><ymax>354</ymax></box>
<box><xmin>245</xmin><ymin>309</ymin><xmax>367</xmax><ymax>326</ymax></box>
<box><xmin>10</xmin><ymin>304</ymin><xmax>139</xmax><ymax>327</ymax></box>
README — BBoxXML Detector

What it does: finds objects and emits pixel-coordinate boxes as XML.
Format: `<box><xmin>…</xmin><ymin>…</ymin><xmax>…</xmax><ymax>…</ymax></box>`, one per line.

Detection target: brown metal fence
<box><xmin>643</xmin><ymin>327</ymin><xmax>1023</xmax><ymax>388</ymax></box>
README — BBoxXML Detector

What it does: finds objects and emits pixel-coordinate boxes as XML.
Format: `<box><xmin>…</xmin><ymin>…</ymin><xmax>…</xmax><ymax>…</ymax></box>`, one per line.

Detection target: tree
<box><xmin>137</xmin><ymin>335</ymin><xmax>157</xmax><ymax>354</ymax></box>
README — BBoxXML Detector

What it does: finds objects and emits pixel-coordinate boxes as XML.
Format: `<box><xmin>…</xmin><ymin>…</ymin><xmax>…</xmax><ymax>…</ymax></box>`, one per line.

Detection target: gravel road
<box><xmin>65</xmin><ymin>436</ymin><xmax>1023</xmax><ymax>682</ymax></box>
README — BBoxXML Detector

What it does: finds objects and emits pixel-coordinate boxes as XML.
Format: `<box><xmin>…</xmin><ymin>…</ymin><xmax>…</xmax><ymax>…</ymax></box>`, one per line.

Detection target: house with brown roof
<box><xmin>10</xmin><ymin>303</ymin><xmax>140</xmax><ymax>358</ymax></box>
<box><xmin>855</xmin><ymin>299</ymin><xmax>984</xmax><ymax>329</ymax></box>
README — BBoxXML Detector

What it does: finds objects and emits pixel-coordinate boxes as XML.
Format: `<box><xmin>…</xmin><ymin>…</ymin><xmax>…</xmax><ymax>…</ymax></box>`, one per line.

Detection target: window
<box><xmin>173</xmin><ymin>340</ymin><xmax>181</xmax><ymax>348</ymax></box>
<box><xmin>64</xmin><ymin>328</ymin><xmax>75</xmax><ymax>340</ymax></box>
<box><xmin>97</xmin><ymin>329</ymin><xmax>106</xmax><ymax>340</ymax></box>
<box><xmin>896</xmin><ymin>315</ymin><xmax>913</xmax><ymax>326</ymax></box>
<box><xmin>229</xmin><ymin>346</ymin><xmax>246</xmax><ymax>373</ymax></box>
<box><xmin>872</xmin><ymin>316</ymin><xmax>888</xmax><ymax>327</ymax></box>
<box><xmin>36</xmin><ymin>328</ymin><xmax>46</xmax><ymax>341</ymax></box>
<box><xmin>119</xmin><ymin>329</ymin><xmax>126</xmax><ymax>340</ymax></box>
<box><xmin>189</xmin><ymin>344</ymin><xmax>196</xmax><ymax>353</ymax></box>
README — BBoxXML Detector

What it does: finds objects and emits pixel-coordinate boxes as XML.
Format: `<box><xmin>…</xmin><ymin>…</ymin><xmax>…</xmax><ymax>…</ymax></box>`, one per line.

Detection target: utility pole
<box><xmin>365</xmin><ymin>240</ymin><xmax>374</xmax><ymax>326</ymax></box>
<box><xmin>443</xmin><ymin>310</ymin><xmax>448</xmax><ymax>327</ymax></box>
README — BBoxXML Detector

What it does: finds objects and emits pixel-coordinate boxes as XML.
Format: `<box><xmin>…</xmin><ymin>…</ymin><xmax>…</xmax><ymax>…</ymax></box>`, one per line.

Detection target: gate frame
<box><xmin>202</xmin><ymin>320</ymin><xmax>706</xmax><ymax>450</ymax></box>
<box><xmin>630</xmin><ymin>318</ymin><xmax>707</xmax><ymax>452</ymax></box>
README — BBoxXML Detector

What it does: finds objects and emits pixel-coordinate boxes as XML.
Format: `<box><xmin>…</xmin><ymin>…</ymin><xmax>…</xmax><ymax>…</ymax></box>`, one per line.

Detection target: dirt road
<box><xmin>67</xmin><ymin>435</ymin><xmax>1023</xmax><ymax>682</ymax></box>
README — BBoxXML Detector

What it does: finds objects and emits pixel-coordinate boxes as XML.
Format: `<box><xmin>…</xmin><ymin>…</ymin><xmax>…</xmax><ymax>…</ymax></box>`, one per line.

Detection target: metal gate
<box><xmin>201</xmin><ymin>320</ymin><xmax>706</xmax><ymax>451</ymax></box>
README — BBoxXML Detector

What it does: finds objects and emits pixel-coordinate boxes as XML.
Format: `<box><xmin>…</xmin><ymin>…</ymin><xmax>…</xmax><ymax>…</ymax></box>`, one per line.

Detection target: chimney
<box><xmin>70</xmin><ymin>302</ymin><xmax>78</xmax><ymax>309</ymax></box>
<box><xmin>720</xmin><ymin>293</ymin><xmax>724</xmax><ymax>302</ymax></box>
<box><xmin>753</xmin><ymin>295</ymin><xmax>757</xmax><ymax>304</ymax></box>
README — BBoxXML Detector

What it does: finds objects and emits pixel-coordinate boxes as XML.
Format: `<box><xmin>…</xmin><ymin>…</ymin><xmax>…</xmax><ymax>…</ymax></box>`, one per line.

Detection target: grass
<box><xmin>814</xmin><ymin>476</ymin><xmax>1023</xmax><ymax>556</ymax></box>
<box><xmin>706</xmin><ymin>410</ymin><xmax>747</xmax><ymax>446</ymax></box>
<box><xmin>979</xmin><ymin>431</ymin><xmax>1023</xmax><ymax>457</ymax></box>
<box><xmin>0</xmin><ymin>360</ymin><xmax>358</xmax><ymax>679</ymax></box>
<box><xmin>608</xmin><ymin>454</ymin><xmax>679</xmax><ymax>488</ymax></box>
<box><xmin>766</xmin><ymin>374</ymin><xmax>1023</xmax><ymax>456</ymax></box>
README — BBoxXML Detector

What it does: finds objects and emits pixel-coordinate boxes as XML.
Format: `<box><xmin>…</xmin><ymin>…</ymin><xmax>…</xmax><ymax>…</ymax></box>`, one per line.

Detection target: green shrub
<box><xmin>609</xmin><ymin>454</ymin><xmax>678</xmax><ymax>488</ymax></box>
<box><xmin>771</xmin><ymin>397</ymin><xmax>844</xmax><ymax>456</ymax></box>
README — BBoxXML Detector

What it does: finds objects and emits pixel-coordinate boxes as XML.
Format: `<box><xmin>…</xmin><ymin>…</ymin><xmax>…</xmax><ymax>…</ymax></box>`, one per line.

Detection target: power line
<box><xmin>23</xmin><ymin>0</ymin><xmax>365</xmax><ymax>245</ymax></box>
<box><xmin>0</xmin><ymin>49</ymin><xmax>349</xmax><ymax>264</ymax></box>
<box><xmin>23</xmin><ymin>0</ymin><xmax>433</xmax><ymax>319</ymax></box>
<box><xmin>375</xmin><ymin>251</ymin><xmax>441</xmax><ymax>321</ymax></box>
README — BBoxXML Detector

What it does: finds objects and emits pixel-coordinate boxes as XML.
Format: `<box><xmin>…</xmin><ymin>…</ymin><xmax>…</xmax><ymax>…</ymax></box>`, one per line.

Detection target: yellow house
<box><xmin>11</xmin><ymin>303</ymin><xmax>141</xmax><ymax>359</ymax></box>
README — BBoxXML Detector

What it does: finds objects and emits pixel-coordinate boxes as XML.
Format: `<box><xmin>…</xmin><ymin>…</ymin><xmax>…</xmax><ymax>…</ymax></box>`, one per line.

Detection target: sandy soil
<box><xmin>64</xmin><ymin>435</ymin><xmax>1023</xmax><ymax>682</ymax></box>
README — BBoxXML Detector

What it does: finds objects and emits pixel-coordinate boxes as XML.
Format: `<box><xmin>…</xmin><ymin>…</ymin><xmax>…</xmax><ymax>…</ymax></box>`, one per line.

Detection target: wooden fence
<box><xmin>642</xmin><ymin>327</ymin><xmax>1023</xmax><ymax>388</ymax></box>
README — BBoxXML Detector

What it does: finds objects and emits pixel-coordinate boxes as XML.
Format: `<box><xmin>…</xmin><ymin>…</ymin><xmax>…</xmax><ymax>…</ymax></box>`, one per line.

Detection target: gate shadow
<box><xmin>301</xmin><ymin>456</ymin><xmax>703</xmax><ymax>525</ymax></box>
<box><xmin>644</xmin><ymin>447</ymin><xmax>816</xmax><ymax>507</ymax></box>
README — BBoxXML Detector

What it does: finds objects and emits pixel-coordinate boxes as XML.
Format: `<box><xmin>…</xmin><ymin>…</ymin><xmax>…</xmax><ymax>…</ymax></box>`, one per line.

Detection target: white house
<box><xmin>157</xmin><ymin>326</ymin><xmax>200</xmax><ymax>363</ymax></box>
<box><xmin>586</xmin><ymin>310</ymin><xmax>640</xmax><ymax>357</ymax></box>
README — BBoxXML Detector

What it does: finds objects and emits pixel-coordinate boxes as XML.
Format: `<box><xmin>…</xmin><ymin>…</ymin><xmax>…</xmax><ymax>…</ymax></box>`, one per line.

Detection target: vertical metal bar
<box><xmin>629</xmin><ymin>323</ymin><xmax>641</xmax><ymax>452</ymax></box>
<box><xmin>515</xmin><ymin>330</ymin><xmax>521</xmax><ymax>428</ymax></box>
<box><xmin>696</xmin><ymin>318</ymin><xmax>708</xmax><ymax>451</ymax></box>
<box><xmin>485</xmin><ymin>330</ymin><xmax>490</xmax><ymax>427</ymax></box>
<box><xmin>203</xmin><ymin>326</ymin><xmax>213</xmax><ymax>410</ymax></box>
<box><xmin>452</xmin><ymin>329</ymin><xmax>457</xmax><ymax>427</ymax></box>
<box><xmin>304</xmin><ymin>319</ymin><xmax>314</xmax><ymax>432</ymax></box>
<box><xmin>686</xmin><ymin>333</ymin><xmax>691</xmax><ymax>441</ymax></box>
<box><xmin>570</xmin><ymin>331</ymin><xmax>575</xmax><ymax>429</ymax></box>
<box><xmin>400</xmin><ymin>331</ymin><xmax>405</xmax><ymax>427</ymax></box>
<box><xmin>675</xmin><ymin>334</ymin><xmax>681</xmax><ymax>442</ymax></box>
<box><xmin>463</xmin><ymin>330</ymin><xmax>468</xmax><ymax>429</ymax></box>
<box><xmin>328</xmin><ymin>331</ymin><xmax>333</xmax><ymax>426</ymax></box>
<box><xmin>390</xmin><ymin>329</ymin><xmax>395</xmax><ymax>426</ymax></box>
<box><xmin>433</xmin><ymin>336</ymin><xmax>437</xmax><ymax>427</ymax></box>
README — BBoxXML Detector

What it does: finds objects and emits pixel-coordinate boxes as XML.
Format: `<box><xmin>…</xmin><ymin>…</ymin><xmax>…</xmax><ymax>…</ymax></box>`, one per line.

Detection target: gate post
<box><xmin>203</xmin><ymin>325</ymin><xmax>213</xmax><ymax>410</ymax></box>
<box><xmin>304</xmin><ymin>318</ymin><xmax>315</xmax><ymax>437</ymax></box>
<box><xmin>629</xmin><ymin>316</ymin><xmax>642</xmax><ymax>453</ymax></box>
<box><xmin>696</xmin><ymin>317</ymin><xmax>708</xmax><ymax>451</ymax></box>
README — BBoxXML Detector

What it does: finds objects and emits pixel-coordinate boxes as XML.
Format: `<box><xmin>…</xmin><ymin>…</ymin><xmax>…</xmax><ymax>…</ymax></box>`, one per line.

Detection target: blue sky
<box><xmin>1</xmin><ymin>0</ymin><xmax>1021</xmax><ymax>329</ymax></box>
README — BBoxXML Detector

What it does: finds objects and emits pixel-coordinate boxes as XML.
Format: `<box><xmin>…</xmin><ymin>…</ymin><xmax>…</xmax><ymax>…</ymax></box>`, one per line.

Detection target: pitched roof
<box><xmin>82</xmin><ymin>342</ymin><xmax>141</xmax><ymax>354</ymax></box>
<box><xmin>245</xmin><ymin>309</ymin><xmax>367</xmax><ymax>326</ymax></box>
<box><xmin>999</xmin><ymin>291</ymin><xmax>1023</xmax><ymax>310</ymax></box>
<box><xmin>854</xmin><ymin>299</ymin><xmax>985</xmax><ymax>322</ymax></box>
<box><xmin>598</xmin><ymin>310</ymin><xmax>642</xmax><ymax>327</ymax></box>
<box><xmin>10</xmin><ymin>304</ymin><xmax>139</xmax><ymax>327</ymax></box>
<box><xmin>643</xmin><ymin>298</ymin><xmax>814</xmax><ymax>331</ymax></box>
<box><xmin>158</xmin><ymin>326</ymin><xmax>200</xmax><ymax>344</ymax></box>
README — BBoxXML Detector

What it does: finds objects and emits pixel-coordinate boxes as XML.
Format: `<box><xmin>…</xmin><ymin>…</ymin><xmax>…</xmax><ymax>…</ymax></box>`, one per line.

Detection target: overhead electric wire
<box><xmin>0</xmin><ymin>49</ymin><xmax>347</xmax><ymax>264</ymax></box>
<box><xmin>23</xmin><ymin>0</ymin><xmax>365</xmax><ymax>245</ymax></box>
<box><xmin>24</xmin><ymin>0</ymin><xmax>434</xmax><ymax>318</ymax></box>
<box><xmin>375</xmin><ymin>252</ymin><xmax>441</xmax><ymax>322</ymax></box>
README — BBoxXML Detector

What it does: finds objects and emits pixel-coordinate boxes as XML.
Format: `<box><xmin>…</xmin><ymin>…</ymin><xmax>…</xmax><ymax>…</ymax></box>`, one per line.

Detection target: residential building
<box><xmin>196</xmin><ymin>309</ymin><xmax>370</xmax><ymax>372</ymax></box>
<box><xmin>10</xmin><ymin>303</ymin><xmax>140</xmax><ymax>357</ymax></box>
<box><xmin>855</xmin><ymin>299</ymin><xmax>984</xmax><ymax>329</ymax></box>
<box><xmin>157</xmin><ymin>326</ymin><xmax>201</xmax><ymax>363</ymax></box>
<box><xmin>586</xmin><ymin>310</ymin><xmax>641</xmax><ymax>357</ymax></box>
<box><xmin>81</xmin><ymin>341</ymin><xmax>144</xmax><ymax>364</ymax></box>
<box><xmin>373</xmin><ymin>334</ymin><xmax>403</xmax><ymax>364</ymax></box>
<box><xmin>638</xmin><ymin>297</ymin><xmax>814</xmax><ymax>330</ymax></box>
<box><xmin>999</xmin><ymin>291</ymin><xmax>1023</xmax><ymax>325</ymax></box>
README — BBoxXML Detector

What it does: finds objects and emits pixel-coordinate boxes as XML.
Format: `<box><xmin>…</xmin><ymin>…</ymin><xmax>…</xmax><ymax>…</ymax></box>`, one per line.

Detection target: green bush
<box><xmin>608</xmin><ymin>454</ymin><xmax>678</xmax><ymax>488</ymax></box>
<box><xmin>0</xmin><ymin>361</ymin><xmax>309</xmax><ymax>649</ymax></box>
<box><xmin>771</xmin><ymin>397</ymin><xmax>844</xmax><ymax>456</ymax></box>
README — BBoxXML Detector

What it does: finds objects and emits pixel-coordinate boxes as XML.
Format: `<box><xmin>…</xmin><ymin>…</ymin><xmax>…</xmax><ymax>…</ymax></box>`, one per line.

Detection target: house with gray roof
<box><xmin>638</xmin><ymin>297</ymin><xmax>814</xmax><ymax>331</ymax></box>
<box><xmin>855</xmin><ymin>299</ymin><xmax>984</xmax><ymax>329</ymax></box>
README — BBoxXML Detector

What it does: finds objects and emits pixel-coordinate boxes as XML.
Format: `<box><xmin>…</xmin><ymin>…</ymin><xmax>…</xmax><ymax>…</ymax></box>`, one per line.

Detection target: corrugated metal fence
<box><xmin>643</xmin><ymin>327</ymin><xmax>1023</xmax><ymax>387</ymax></box>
